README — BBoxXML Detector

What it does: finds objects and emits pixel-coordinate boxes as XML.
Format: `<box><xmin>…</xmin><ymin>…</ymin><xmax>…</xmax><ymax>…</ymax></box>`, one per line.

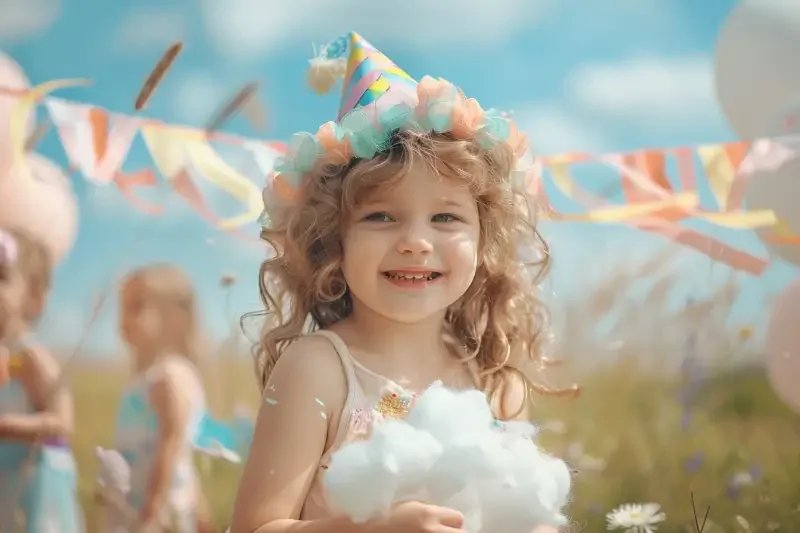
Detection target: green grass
<box><xmin>67</xmin><ymin>357</ymin><xmax>800</xmax><ymax>532</ymax></box>
<box><xmin>66</xmin><ymin>259</ymin><xmax>800</xmax><ymax>532</ymax></box>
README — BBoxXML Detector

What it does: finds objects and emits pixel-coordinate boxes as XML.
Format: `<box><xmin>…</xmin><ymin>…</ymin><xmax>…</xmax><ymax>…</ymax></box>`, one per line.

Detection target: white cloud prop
<box><xmin>324</xmin><ymin>381</ymin><xmax>571</xmax><ymax>533</ymax></box>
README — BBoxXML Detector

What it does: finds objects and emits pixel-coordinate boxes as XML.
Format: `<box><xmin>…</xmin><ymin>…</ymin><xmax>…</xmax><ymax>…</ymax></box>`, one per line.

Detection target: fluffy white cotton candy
<box><xmin>324</xmin><ymin>421</ymin><xmax>442</xmax><ymax>522</ymax></box>
<box><xmin>324</xmin><ymin>440</ymin><xmax>398</xmax><ymax>522</ymax></box>
<box><xmin>407</xmin><ymin>381</ymin><xmax>495</xmax><ymax>444</ymax></box>
<box><xmin>324</xmin><ymin>383</ymin><xmax>572</xmax><ymax>533</ymax></box>
<box><xmin>478</xmin><ymin>437</ymin><xmax>572</xmax><ymax>532</ymax></box>
<box><xmin>370</xmin><ymin>421</ymin><xmax>443</xmax><ymax>501</ymax></box>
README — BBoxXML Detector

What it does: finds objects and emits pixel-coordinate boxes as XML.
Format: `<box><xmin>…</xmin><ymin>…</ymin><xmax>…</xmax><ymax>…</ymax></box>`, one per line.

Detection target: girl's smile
<box><xmin>381</xmin><ymin>270</ymin><xmax>445</xmax><ymax>289</ymax></box>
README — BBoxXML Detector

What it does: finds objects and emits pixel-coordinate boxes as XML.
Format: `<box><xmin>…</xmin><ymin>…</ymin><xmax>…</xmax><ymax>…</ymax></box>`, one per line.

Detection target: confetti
<box><xmin>206</xmin><ymin>82</ymin><xmax>261</xmax><ymax>133</ymax></box>
<box><xmin>134</xmin><ymin>42</ymin><xmax>183</xmax><ymax>111</ymax></box>
<box><xmin>265</xmin><ymin>397</ymin><xmax>278</xmax><ymax>405</ymax></box>
<box><xmin>220</xmin><ymin>274</ymin><xmax>237</xmax><ymax>288</ymax></box>
<box><xmin>320</xmin><ymin>411</ymin><xmax>327</xmax><ymax>420</ymax></box>
<box><xmin>315</xmin><ymin>398</ymin><xmax>325</xmax><ymax>407</ymax></box>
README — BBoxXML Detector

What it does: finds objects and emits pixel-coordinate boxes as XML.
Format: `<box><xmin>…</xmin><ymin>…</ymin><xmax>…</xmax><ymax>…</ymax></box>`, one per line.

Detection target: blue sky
<box><xmin>0</xmin><ymin>0</ymin><xmax>796</xmax><ymax>357</ymax></box>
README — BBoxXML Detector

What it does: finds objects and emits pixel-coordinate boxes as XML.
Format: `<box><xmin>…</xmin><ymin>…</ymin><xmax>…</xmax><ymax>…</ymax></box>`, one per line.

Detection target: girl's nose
<box><xmin>396</xmin><ymin>220</ymin><xmax>434</xmax><ymax>256</ymax></box>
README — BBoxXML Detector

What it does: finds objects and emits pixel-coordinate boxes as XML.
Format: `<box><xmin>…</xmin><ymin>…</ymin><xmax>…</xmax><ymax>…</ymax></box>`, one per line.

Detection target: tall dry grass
<box><xmin>65</xmin><ymin>256</ymin><xmax>799</xmax><ymax>532</ymax></box>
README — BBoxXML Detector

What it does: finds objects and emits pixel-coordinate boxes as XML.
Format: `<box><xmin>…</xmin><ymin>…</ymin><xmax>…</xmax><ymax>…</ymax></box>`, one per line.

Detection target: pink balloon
<box><xmin>765</xmin><ymin>275</ymin><xmax>800</xmax><ymax>414</ymax></box>
<box><xmin>0</xmin><ymin>153</ymin><xmax>78</xmax><ymax>264</ymax></box>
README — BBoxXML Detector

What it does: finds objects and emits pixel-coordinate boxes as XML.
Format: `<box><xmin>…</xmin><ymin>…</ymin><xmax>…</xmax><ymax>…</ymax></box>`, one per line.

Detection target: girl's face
<box><xmin>120</xmin><ymin>279</ymin><xmax>160</xmax><ymax>351</ymax></box>
<box><xmin>341</xmin><ymin>162</ymin><xmax>481</xmax><ymax>324</ymax></box>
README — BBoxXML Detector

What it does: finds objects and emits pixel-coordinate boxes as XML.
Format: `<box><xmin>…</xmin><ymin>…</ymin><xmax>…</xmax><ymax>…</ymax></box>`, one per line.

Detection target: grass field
<box><xmin>67</xmin><ymin>355</ymin><xmax>800</xmax><ymax>533</ymax></box>
<box><xmin>65</xmin><ymin>263</ymin><xmax>800</xmax><ymax>532</ymax></box>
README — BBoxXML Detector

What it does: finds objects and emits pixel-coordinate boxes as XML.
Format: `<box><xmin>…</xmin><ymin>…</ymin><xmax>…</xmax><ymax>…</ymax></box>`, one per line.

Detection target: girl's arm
<box><xmin>230</xmin><ymin>336</ymin><xmax>369</xmax><ymax>533</ymax></box>
<box><xmin>0</xmin><ymin>347</ymin><xmax>74</xmax><ymax>441</ymax></box>
<box><xmin>496</xmin><ymin>372</ymin><xmax>561</xmax><ymax>533</ymax></box>
<box><xmin>138</xmin><ymin>366</ymin><xmax>192</xmax><ymax>525</ymax></box>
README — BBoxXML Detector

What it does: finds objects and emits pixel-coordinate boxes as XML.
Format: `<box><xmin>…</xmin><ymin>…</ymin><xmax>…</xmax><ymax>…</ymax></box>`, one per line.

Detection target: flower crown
<box><xmin>261</xmin><ymin>32</ymin><xmax>532</xmax><ymax>221</ymax></box>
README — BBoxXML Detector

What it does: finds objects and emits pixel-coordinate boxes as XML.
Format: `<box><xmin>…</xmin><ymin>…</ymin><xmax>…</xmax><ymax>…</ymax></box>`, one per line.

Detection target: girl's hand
<box><xmin>373</xmin><ymin>501</ymin><xmax>466</xmax><ymax>533</ymax></box>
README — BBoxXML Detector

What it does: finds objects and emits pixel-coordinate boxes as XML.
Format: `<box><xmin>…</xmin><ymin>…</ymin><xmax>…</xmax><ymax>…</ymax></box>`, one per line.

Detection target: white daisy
<box><xmin>606</xmin><ymin>503</ymin><xmax>667</xmax><ymax>532</ymax></box>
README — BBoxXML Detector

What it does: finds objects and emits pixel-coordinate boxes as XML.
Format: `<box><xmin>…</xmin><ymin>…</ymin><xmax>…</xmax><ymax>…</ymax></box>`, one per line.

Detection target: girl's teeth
<box><xmin>387</xmin><ymin>272</ymin><xmax>434</xmax><ymax>280</ymax></box>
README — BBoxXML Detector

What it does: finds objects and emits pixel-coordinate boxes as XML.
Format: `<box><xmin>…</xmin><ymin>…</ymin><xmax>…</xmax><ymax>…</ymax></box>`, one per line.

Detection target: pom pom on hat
<box><xmin>307</xmin><ymin>56</ymin><xmax>347</xmax><ymax>95</ymax></box>
<box><xmin>307</xmin><ymin>37</ymin><xmax>349</xmax><ymax>95</ymax></box>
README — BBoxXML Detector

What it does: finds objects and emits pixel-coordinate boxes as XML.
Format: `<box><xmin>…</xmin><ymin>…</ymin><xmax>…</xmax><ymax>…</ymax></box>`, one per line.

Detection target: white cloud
<box><xmin>565</xmin><ymin>56</ymin><xmax>719</xmax><ymax>125</ymax></box>
<box><xmin>516</xmin><ymin>104</ymin><xmax>610</xmax><ymax>156</ymax></box>
<box><xmin>113</xmin><ymin>8</ymin><xmax>187</xmax><ymax>54</ymax></box>
<box><xmin>199</xmin><ymin>0</ymin><xmax>552</xmax><ymax>61</ymax></box>
<box><xmin>0</xmin><ymin>0</ymin><xmax>59</xmax><ymax>43</ymax></box>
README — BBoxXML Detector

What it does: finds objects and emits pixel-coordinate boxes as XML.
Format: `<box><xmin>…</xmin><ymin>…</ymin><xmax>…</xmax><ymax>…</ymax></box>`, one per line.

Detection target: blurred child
<box><xmin>102</xmin><ymin>264</ymin><xmax>211</xmax><ymax>532</ymax></box>
<box><xmin>0</xmin><ymin>228</ymin><xmax>84</xmax><ymax>532</ymax></box>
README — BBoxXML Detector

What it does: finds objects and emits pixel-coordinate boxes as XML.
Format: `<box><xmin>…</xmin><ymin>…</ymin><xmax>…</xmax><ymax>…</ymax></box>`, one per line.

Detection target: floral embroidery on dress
<box><xmin>344</xmin><ymin>383</ymin><xmax>416</xmax><ymax>440</ymax></box>
<box><xmin>374</xmin><ymin>383</ymin><xmax>416</xmax><ymax>419</ymax></box>
<box><xmin>349</xmin><ymin>408</ymin><xmax>374</xmax><ymax>435</ymax></box>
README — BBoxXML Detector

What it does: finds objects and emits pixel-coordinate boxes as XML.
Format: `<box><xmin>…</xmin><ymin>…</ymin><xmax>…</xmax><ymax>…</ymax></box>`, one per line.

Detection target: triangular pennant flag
<box><xmin>45</xmin><ymin>97</ymin><xmax>141</xmax><ymax>184</ymax></box>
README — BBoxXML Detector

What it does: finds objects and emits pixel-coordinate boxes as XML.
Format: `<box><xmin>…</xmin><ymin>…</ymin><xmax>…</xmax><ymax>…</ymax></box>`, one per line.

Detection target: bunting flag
<box><xmin>2</xmin><ymin>84</ymin><xmax>799</xmax><ymax>273</ymax></box>
<box><xmin>139</xmin><ymin>124</ymin><xmax>263</xmax><ymax>230</ymax></box>
<box><xmin>46</xmin><ymin>98</ymin><xmax>141</xmax><ymax>185</ymax></box>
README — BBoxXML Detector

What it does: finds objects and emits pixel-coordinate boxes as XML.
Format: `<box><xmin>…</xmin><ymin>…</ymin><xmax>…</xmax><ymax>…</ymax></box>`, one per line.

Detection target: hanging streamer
<box><xmin>140</xmin><ymin>125</ymin><xmax>263</xmax><ymax>229</ymax></box>
<box><xmin>541</xmin><ymin>155</ymin><xmax>770</xmax><ymax>274</ymax></box>
<box><xmin>544</xmin><ymin>158</ymin><xmax>700</xmax><ymax>223</ymax></box>
<box><xmin>605</xmin><ymin>153</ymin><xmax>776</xmax><ymax>229</ymax></box>
<box><xmin>112</xmin><ymin>169</ymin><xmax>163</xmax><ymax>215</ymax></box>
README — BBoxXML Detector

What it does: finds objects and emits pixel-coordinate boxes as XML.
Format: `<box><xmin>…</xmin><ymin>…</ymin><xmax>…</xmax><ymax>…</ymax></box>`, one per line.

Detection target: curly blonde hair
<box><xmin>1</xmin><ymin>227</ymin><xmax>52</xmax><ymax>322</ymax></box>
<box><xmin>255</xmin><ymin>130</ymin><xmax>573</xmax><ymax>418</ymax></box>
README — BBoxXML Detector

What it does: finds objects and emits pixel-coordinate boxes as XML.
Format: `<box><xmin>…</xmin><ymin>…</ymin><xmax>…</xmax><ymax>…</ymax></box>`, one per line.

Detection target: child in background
<box><xmin>0</xmin><ymin>228</ymin><xmax>84</xmax><ymax>532</ymax></box>
<box><xmin>104</xmin><ymin>264</ymin><xmax>210</xmax><ymax>532</ymax></box>
<box><xmin>231</xmin><ymin>32</ymin><xmax>568</xmax><ymax>533</ymax></box>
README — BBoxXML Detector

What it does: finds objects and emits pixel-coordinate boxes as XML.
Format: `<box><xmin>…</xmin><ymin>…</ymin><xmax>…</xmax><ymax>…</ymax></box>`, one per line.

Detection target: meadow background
<box><xmin>67</xmin><ymin>259</ymin><xmax>800</xmax><ymax>532</ymax></box>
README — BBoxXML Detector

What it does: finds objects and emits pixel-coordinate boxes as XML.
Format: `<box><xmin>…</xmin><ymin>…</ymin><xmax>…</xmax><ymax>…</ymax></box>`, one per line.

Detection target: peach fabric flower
<box><xmin>415</xmin><ymin>76</ymin><xmax>458</xmax><ymax>121</ymax></box>
<box><xmin>315</xmin><ymin>121</ymin><xmax>352</xmax><ymax>164</ymax></box>
<box><xmin>450</xmin><ymin>94</ymin><xmax>485</xmax><ymax>138</ymax></box>
<box><xmin>272</xmin><ymin>173</ymin><xmax>298</xmax><ymax>202</ymax></box>
<box><xmin>506</xmin><ymin>120</ymin><xmax>529</xmax><ymax>158</ymax></box>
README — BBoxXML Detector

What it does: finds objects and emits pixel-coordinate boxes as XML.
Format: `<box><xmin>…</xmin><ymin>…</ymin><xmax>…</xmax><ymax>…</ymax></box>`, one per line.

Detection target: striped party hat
<box><xmin>307</xmin><ymin>32</ymin><xmax>418</xmax><ymax>121</ymax></box>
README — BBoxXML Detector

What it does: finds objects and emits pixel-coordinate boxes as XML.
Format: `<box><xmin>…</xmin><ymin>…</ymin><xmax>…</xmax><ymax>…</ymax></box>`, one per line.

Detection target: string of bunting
<box><xmin>0</xmin><ymin>81</ymin><xmax>797</xmax><ymax>273</ymax></box>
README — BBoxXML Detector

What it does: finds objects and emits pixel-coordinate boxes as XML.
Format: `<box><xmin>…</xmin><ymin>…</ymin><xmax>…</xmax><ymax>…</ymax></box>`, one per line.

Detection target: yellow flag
<box><xmin>140</xmin><ymin>125</ymin><xmax>263</xmax><ymax>229</ymax></box>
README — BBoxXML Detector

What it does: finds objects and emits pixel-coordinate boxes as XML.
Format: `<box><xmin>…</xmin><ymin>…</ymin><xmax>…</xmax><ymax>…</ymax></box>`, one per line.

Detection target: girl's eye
<box><xmin>431</xmin><ymin>213</ymin><xmax>460</xmax><ymax>223</ymax></box>
<box><xmin>363</xmin><ymin>212</ymin><xmax>393</xmax><ymax>222</ymax></box>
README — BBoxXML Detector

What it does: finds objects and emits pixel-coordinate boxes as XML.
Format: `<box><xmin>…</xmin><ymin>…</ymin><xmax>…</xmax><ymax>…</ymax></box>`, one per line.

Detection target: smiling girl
<box><xmin>231</xmin><ymin>31</ymin><xmax>570</xmax><ymax>533</ymax></box>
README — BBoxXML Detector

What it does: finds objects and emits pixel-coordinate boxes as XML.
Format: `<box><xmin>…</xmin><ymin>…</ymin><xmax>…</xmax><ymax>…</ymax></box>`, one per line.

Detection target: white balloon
<box><xmin>744</xmin><ymin>148</ymin><xmax>800</xmax><ymax>267</ymax></box>
<box><xmin>766</xmin><ymin>275</ymin><xmax>800</xmax><ymax>415</ymax></box>
<box><xmin>714</xmin><ymin>0</ymin><xmax>800</xmax><ymax>139</ymax></box>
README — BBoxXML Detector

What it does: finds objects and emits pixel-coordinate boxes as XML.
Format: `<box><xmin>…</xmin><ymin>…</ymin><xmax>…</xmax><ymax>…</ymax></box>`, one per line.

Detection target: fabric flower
<box><xmin>315</xmin><ymin>121</ymin><xmax>352</xmax><ymax>164</ymax></box>
<box><xmin>339</xmin><ymin>108</ymin><xmax>387</xmax><ymax>159</ymax></box>
<box><xmin>415</xmin><ymin>76</ymin><xmax>459</xmax><ymax>132</ymax></box>
<box><xmin>273</xmin><ymin>174</ymin><xmax>298</xmax><ymax>203</ymax></box>
<box><xmin>606</xmin><ymin>503</ymin><xmax>666</xmax><ymax>532</ymax></box>
<box><xmin>505</xmin><ymin>120</ymin><xmax>529</xmax><ymax>158</ymax></box>
<box><xmin>450</xmin><ymin>93</ymin><xmax>484</xmax><ymax>138</ymax></box>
